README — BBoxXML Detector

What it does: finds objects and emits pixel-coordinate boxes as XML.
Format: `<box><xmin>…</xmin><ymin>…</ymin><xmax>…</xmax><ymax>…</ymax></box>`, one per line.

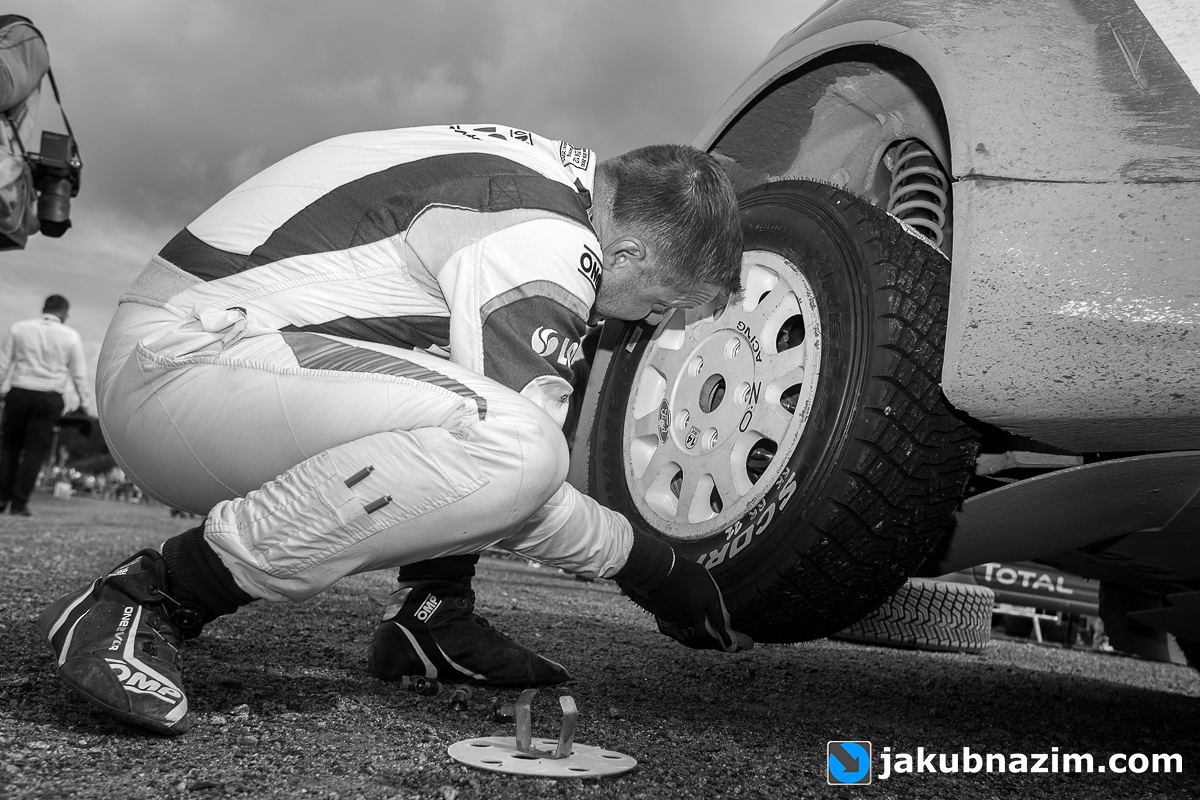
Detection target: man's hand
<box><xmin>614</xmin><ymin>531</ymin><xmax>753</xmax><ymax>653</ymax></box>
<box><xmin>641</xmin><ymin>557</ymin><xmax>753</xmax><ymax>652</ymax></box>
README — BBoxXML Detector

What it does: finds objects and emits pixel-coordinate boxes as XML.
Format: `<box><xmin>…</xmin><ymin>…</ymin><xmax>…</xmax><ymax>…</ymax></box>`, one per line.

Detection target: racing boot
<box><xmin>36</xmin><ymin>549</ymin><xmax>196</xmax><ymax>736</ymax></box>
<box><xmin>368</xmin><ymin>579</ymin><xmax>572</xmax><ymax>687</ymax></box>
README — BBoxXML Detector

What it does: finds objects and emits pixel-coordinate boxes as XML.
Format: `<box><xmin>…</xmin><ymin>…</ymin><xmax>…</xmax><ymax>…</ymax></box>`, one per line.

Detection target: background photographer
<box><xmin>0</xmin><ymin>13</ymin><xmax>81</xmax><ymax>250</ymax></box>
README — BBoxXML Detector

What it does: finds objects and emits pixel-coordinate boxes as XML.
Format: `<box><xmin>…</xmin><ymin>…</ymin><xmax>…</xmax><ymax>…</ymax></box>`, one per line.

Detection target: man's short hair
<box><xmin>43</xmin><ymin>294</ymin><xmax>69</xmax><ymax>314</ymax></box>
<box><xmin>599</xmin><ymin>145</ymin><xmax>742</xmax><ymax>295</ymax></box>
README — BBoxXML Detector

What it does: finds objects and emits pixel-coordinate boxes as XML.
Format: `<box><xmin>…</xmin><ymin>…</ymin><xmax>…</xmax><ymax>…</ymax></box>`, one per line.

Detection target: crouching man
<box><xmin>37</xmin><ymin>124</ymin><xmax>751</xmax><ymax>736</ymax></box>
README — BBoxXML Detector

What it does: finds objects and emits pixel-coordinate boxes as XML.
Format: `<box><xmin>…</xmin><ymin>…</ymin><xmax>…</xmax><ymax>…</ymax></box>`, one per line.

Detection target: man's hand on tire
<box><xmin>614</xmin><ymin>529</ymin><xmax>754</xmax><ymax>653</ymax></box>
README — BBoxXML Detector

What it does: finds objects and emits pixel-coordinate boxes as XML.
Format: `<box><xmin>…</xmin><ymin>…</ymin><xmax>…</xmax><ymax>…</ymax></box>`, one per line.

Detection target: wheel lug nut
<box><xmin>724</xmin><ymin>338</ymin><xmax>741</xmax><ymax>360</ymax></box>
<box><xmin>678</xmin><ymin>409</ymin><xmax>691</xmax><ymax>429</ymax></box>
<box><xmin>702</xmin><ymin>428</ymin><xmax>719</xmax><ymax>451</ymax></box>
<box><xmin>688</xmin><ymin>356</ymin><xmax>704</xmax><ymax>376</ymax></box>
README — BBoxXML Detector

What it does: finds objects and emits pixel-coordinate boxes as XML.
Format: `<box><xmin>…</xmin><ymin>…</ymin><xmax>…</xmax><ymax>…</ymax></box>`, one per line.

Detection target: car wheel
<box><xmin>590</xmin><ymin>179</ymin><xmax>977</xmax><ymax>643</ymax></box>
<box><xmin>833</xmin><ymin>580</ymin><xmax>994</xmax><ymax>654</ymax></box>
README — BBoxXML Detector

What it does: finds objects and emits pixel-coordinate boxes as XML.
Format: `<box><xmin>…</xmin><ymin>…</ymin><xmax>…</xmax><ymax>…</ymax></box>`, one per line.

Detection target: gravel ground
<box><xmin>2</xmin><ymin>496</ymin><xmax>1198</xmax><ymax>799</ymax></box>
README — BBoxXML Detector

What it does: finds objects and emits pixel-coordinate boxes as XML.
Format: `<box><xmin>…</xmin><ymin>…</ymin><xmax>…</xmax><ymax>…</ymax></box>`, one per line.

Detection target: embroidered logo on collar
<box><xmin>559</xmin><ymin>142</ymin><xmax>590</xmax><ymax>171</ymax></box>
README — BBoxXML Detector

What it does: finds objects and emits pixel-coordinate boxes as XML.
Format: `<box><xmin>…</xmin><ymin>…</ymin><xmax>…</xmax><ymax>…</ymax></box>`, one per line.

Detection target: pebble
<box><xmin>238</xmin><ymin>736</ymin><xmax>259</xmax><ymax>746</ymax></box>
<box><xmin>185</xmin><ymin>780</ymin><xmax>223</xmax><ymax>791</ymax></box>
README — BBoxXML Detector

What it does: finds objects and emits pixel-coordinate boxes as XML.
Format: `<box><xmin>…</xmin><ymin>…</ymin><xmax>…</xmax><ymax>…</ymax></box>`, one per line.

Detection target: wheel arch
<box><xmin>694</xmin><ymin>23</ymin><xmax>966</xmax><ymax>201</ymax></box>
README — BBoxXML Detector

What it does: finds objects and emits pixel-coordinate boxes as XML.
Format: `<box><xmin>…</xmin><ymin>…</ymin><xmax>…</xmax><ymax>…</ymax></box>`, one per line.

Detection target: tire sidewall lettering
<box><xmin>728</xmin><ymin>526</ymin><xmax>754</xmax><ymax>558</ymax></box>
<box><xmin>707</xmin><ymin>477</ymin><xmax>789</xmax><ymax>567</ymax></box>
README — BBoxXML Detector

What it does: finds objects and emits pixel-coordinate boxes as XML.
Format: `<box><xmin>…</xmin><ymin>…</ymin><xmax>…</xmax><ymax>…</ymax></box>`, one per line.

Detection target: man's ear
<box><xmin>603</xmin><ymin>236</ymin><xmax>648</xmax><ymax>274</ymax></box>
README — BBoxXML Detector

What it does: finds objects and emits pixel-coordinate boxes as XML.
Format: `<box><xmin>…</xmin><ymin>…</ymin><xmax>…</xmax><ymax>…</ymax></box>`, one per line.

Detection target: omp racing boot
<box><xmin>36</xmin><ymin>550</ymin><xmax>193</xmax><ymax>736</ymax></box>
<box><xmin>368</xmin><ymin>582</ymin><xmax>571</xmax><ymax>687</ymax></box>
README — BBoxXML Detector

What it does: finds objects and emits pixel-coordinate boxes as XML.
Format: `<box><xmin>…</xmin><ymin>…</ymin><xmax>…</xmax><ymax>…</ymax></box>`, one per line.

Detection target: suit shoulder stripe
<box><xmin>164</xmin><ymin>152</ymin><xmax>593</xmax><ymax>282</ymax></box>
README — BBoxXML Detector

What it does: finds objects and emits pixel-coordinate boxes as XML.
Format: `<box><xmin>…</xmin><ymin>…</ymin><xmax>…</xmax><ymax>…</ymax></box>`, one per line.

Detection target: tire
<box><xmin>833</xmin><ymin>580</ymin><xmax>994</xmax><ymax>654</ymax></box>
<box><xmin>590</xmin><ymin>179</ymin><xmax>978</xmax><ymax>643</ymax></box>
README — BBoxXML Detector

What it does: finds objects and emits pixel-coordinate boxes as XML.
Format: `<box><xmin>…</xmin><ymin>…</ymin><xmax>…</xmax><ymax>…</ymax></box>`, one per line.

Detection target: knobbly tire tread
<box><xmin>833</xmin><ymin>579</ymin><xmax>994</xmax><ymax>654</ymax></box>
<box><xmin>591</xmin><ymin>179</ymin><xmax>978</xmax><ymax>643</ymax></box>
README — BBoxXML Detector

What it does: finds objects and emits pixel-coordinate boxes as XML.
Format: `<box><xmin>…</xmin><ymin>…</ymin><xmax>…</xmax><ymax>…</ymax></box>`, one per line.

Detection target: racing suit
<box><xmin>97</xmin><ymin>124</ymin><xmax>632</xmax><ymax>603</ymax></box>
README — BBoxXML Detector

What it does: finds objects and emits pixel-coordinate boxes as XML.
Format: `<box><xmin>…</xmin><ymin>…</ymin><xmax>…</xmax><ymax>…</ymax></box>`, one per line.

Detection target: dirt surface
<box><xmin>3</xmin><ymin>496</ymin><xmax>1199</xmax><ymax>799</ymax></box>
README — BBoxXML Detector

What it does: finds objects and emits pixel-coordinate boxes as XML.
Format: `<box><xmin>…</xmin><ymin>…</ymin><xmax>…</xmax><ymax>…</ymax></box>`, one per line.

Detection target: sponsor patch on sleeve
<box><xmin>577</xmin><ymin>244</ymin><xmax>601</xmax><ymax>293</ymax></box>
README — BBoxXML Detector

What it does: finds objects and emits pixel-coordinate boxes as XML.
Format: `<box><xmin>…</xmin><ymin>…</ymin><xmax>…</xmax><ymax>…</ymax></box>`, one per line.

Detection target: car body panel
<box><xmin>945</xmin><ymin>179</ymin><xmax>1200</xmax><ymax>450</ymax></box>
<box><xmin>694</xmin><ymin>0</ymin><xmax>1200</xmax><ymax>451</ymax></box>
<box><xmin>923</xmin><ymin>451</ymin><xmax>1200</xmax><ymax>578</ymax></box>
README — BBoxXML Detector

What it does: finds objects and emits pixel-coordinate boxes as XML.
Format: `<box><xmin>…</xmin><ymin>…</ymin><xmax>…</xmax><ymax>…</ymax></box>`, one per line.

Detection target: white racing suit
<box><xmin>97</xmin><ymin>125</ymin><xmax>632</xmax><ymax>602</ymax></box>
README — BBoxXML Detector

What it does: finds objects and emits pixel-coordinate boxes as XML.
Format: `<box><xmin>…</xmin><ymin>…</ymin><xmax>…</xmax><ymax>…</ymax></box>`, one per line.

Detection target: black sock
<box><xmin>161</xmin><ymin>524</ymin><xmax>255</xmax><ymax>631</ymax></box>
<box><xmin>397</xmin><ymin>554</ymin><xmax>477</xmax><ymax>589</ymax></box>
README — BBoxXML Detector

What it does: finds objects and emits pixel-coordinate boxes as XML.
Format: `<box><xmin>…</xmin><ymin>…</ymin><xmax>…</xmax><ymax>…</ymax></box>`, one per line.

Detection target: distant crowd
<box><xmin>41</xmin><ymin>463</ymin><xmax>146</xmax><ymax>504</ymax></box>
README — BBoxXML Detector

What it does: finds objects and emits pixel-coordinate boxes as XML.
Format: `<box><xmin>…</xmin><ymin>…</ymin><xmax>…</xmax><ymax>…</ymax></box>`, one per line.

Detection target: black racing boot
<box><xmin>368</xmin><ymin>581</ymin><xmax>571</xmax><ymax>687</ymax></box>
<box><xmin>37</xmin><ymin>550</ymin><xmax>196</xmax><ymax>736</ymax></box>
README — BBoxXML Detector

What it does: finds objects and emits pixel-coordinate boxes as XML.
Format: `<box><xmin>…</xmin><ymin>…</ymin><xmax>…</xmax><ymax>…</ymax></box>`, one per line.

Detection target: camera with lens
<box><xmin>25</xmin><ymin>129</ymin><xmax>81</xmax><ymax>238</ymax></box>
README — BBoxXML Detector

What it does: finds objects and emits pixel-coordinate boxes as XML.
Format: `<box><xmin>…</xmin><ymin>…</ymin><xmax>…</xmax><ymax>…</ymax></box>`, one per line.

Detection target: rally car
<box><xmin>568</xmin><ymin>0</ymin><xmax>1200</xmax><ymax>668</ymax></box>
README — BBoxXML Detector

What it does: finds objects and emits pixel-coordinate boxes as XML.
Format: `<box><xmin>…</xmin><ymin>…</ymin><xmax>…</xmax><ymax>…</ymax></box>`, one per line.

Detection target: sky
<box><xmin>0</xmin><ymin>0</ymin><xmax>822</xmax><ymax>408</ymax></box>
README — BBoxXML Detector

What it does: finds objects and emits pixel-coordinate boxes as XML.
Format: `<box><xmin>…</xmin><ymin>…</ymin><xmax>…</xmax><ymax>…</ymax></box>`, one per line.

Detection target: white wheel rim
<box><xmin>621</xmin><ymin>250</ymin><xmax>823</xmax><ymax>541</ymax></box>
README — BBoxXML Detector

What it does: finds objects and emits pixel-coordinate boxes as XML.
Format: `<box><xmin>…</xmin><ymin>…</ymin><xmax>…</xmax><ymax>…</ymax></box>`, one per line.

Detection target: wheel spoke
<box><xmin>746</xmin><ymin>283</ymin><xmax>799</xmax><ymax>333</ymax></box>
<box><xmin>647</xmin><ymin>344</ymin><xmax>691</xmax><ymax>378</ymax></box>
<box><xmin>630</xmin><ymin>367</ymin><xmax>667</xmax><ymax>420</ymax></box>
<box><xmin>674</xmin><ymin>467</ymin><xmax>708</xmax><ymax>523</ymax></box>
<box><xmin>751</xmin><ymin>403</ymin><xmax>794</xmax><ymax>444</ymax></box>
<box><xmin>761</xmin><ymin>343</ymin><xmax>807</xmax><ymax>386</ymax></box>
<box><xmin>739</xmin><ymin>260</ymin><xmax>780</xmax><ymax>315</ymax></box>
<box><xmin>648</xmin><ymin>310</ymin><xmax>688</xmax><ymax>355</ymax></box>
<box><xmin>706</xmin><ymin>448</ymin><xmax>743</xmax><ymax>505</ymax></box>
<box><xmin>634</xmin><ymin>444</ymin><xmax>679</xmax><ymax>497</ymax></box>
<box><xmin>631</xmin><ymin>410</ymin><xmax>664</xmax><ymax>440</ymax></box>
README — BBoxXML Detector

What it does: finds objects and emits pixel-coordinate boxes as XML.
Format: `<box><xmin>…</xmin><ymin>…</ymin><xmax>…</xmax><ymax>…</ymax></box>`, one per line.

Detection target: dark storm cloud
<box><xmin>1</xmin><ymin>0</ymin><xmax>819</xmax><ymax>397</ymax></box>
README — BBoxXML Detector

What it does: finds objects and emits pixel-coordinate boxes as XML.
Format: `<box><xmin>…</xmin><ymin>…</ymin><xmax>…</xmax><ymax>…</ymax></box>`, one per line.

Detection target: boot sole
<box><xmin>58</xmin><ymin>668</ymin><xmax>190</xmax><ymax>737</ymax></box>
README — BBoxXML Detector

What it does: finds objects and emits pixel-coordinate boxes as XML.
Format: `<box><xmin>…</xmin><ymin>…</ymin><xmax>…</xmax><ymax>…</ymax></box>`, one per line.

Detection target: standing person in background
<box><xmin>0</xmin><ymin>294</ymin><xmax>95</xmax><ymax>515</ymax></box>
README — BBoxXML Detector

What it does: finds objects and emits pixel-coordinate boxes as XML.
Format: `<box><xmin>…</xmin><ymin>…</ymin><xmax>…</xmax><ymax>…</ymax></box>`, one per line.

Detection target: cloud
<box><xmin>399</xmin><ymin>65</ymin><xmax>470</xmax><ymax>120</ymax></box>
<box><xmin>225</xmin><ymin>146</ymin><xmax>267</xmax><ymax>189</ymax></box>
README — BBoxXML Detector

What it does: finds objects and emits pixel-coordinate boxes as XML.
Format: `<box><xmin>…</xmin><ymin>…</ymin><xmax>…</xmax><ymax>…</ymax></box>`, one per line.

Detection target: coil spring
<box><xmin>886</xmin><ymin>139</ymin><xmax>949</xmax><ymax>249</ymax></box>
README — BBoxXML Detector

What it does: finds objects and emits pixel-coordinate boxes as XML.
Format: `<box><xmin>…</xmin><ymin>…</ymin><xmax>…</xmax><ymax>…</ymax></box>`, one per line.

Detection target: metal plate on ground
<box><xmin>448</xmin><ymin>737</ymin><xmax>637</xmax><ymax>777</ymax></box>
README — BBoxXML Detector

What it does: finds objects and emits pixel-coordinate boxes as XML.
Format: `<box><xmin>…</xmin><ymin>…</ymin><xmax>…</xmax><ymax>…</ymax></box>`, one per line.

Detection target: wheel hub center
<box><xmin>670</xmin><ymin>330</ymin><xmax>758</xmax><ymax>454</ymax></box>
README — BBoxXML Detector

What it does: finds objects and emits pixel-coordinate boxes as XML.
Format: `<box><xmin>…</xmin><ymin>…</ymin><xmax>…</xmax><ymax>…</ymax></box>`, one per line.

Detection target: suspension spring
<box><xmin>886</xmin><ymin>139</ymin><xmax>949</xmax><ymax>249</ymax></box>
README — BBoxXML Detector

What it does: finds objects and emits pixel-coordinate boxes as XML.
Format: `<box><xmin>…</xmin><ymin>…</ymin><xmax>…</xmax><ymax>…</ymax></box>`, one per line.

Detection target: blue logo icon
<box><xmin>827</xmin><ymin>741</ymin><xmax>871</xmax><ymax>785</ymax></box>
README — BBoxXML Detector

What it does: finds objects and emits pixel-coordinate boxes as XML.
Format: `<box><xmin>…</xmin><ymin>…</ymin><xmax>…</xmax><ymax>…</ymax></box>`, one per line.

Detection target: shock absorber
<box><xmin>885</xmin><ymin>139</ymin><xmax>949</xmax><ymax>250</ymax></box>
